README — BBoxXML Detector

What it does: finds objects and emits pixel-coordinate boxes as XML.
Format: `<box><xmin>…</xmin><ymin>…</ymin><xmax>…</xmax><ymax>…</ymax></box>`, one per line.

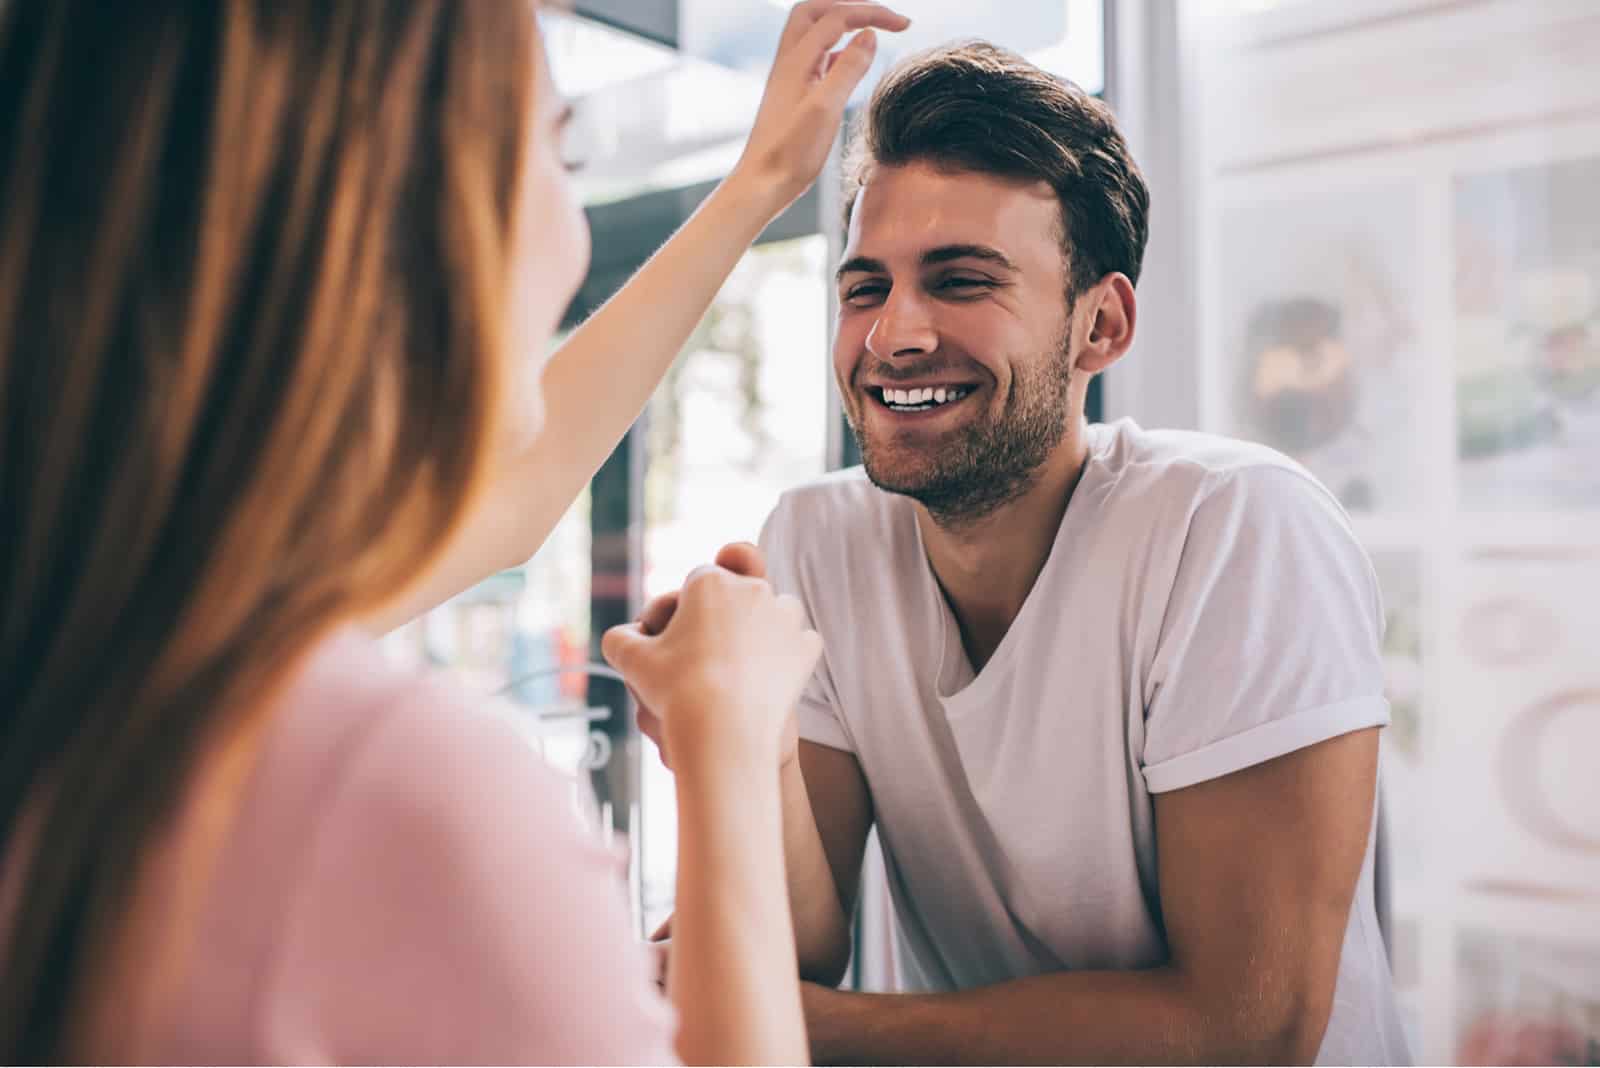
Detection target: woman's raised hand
<box><xmin>731</xmin><ymin>1</ymin><xmax>911</xmax><ymax>211</ymax></box>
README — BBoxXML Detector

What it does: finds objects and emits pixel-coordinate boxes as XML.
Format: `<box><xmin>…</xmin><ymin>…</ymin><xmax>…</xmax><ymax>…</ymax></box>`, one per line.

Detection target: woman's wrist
<box><xmin>668</xmin><ymin>712</ymin><xmax>787</xmax><ymax>781</ymax></box>
<box><xmin>717</xmin><ymin>161</ymin><xmax>799</xmax><ymax>230</ymax></box>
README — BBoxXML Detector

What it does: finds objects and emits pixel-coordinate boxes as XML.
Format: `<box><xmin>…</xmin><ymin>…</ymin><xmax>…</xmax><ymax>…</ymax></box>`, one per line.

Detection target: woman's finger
<box><xmin>776</xmin><ymin>0</ymin><xmax>865</xmax><ymax>53</ymax></box>
<box><xmin>817</xmin><ymin>26</ymin><xmax>878</xmax><ymax>107</ymax></box>
<box><xmin>600</xmin><ymin>622</ymin><xmax>653</xmax><ymax>676</ymax></box>
<box><xmin>714</xmin><ymin>541</ymin><xmax>766</xmax><ymax>579</ymax></box>
<box><xmin>776</xmin><ymin>0</ymin><xmax>824</xmax><ymax>53</ymax></box>
<box><xmin>779</xmin><ymin>4</ymin><xmax>908</xmax><ymax>87</ymax></box>
<box><xmin>638</xmin><ymin>590</ymin><xmax>679</xmax><ymax>636</ymax></box>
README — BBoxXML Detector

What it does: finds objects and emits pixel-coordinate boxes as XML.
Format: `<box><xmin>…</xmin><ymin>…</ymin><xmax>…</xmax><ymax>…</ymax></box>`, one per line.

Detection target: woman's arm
<box><xmin>672</xmin><ymin>738</ymin><xmax>808</xmax><ymax>1065</ymax></box>
<box><xmin>368</xmin><ymin>176</ymin><xmax>783</xmax><ymax>632</ymax></box>
<box><xmin>370</xmin><ymin>2</ymin><xmax>909</xmax><ymax>632</ymax></box>
<box><xmin>603</xmin><ymin>564</ymin><xmax>826</xmax><ymax>1064</ymax></box>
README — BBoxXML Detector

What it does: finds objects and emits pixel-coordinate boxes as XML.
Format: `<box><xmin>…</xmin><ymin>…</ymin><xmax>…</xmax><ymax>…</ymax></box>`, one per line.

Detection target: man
<box><xmin>750</xmin><ymin>42</ymin><xmax>1409</xmax><ymax>1065</ymax></box>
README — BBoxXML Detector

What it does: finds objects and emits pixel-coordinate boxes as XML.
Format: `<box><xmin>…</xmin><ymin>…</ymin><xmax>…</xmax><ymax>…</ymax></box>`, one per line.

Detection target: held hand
<box><xmin>632</xmin><ymin>545</ymin><xmax>804</xmax><ymax>770</ymax></box>
<box><xmin>602</xmin><ymin>551</ymin><xmax>819</xmax><ymax>769</ymax></box>
<box><xmin>645</xmin><ymin>915</ymin><xmax>673</xmax><ymax>991</ymax></box>
<box><xmin>732</xmin><ymin>1</ymin><xmax>911</xmax><ymax>211</ymax></box>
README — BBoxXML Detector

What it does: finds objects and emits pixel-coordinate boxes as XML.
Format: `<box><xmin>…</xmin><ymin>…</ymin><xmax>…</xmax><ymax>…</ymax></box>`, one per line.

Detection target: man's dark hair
<box><xmin>844</xmin><ymin>41</ymin><xmax>1149</xmax><ymax>297</ymax></box>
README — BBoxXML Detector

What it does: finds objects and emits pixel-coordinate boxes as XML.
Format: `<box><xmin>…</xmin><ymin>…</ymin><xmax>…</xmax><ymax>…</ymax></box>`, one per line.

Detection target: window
<box><xmin>393</xmin><ymin>1</ymin><xmax>1109</xmax><ymax>947</ymax></box>
<box><xmin>638</xmin><ymin>235</ymin><xmax>832</xmax><ymax>931</ymax></box>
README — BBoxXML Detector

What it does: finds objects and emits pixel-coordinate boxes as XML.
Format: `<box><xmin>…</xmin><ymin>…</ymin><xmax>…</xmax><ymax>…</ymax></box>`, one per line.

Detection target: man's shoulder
<box><xmin>765</xmin><ymin>466</ymin><xmax>904</xmax><ymax>537</ymax></box>
<box><xmin>1094</xmin><ymin>419</ymin><xmax>1341</xmax><ymax>519</ymax></box>
<box><xmin>1096</xmin><ymin>418</ymin><xmax>1305</xmax><ymax>483</ymax></box>
<box><xmin>773</xmin><ymin>464</ymin><xmax>877</xmax><ymax>505</ymax></box>
<box><xmin>760</xmin><ymin>468</ymin><xmax>918</xmax><ymax>596</ymax></box>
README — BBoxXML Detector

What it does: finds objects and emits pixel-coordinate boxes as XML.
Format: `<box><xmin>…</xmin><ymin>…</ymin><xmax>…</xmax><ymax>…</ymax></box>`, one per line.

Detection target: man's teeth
<box><xmin>881</xmin><ymin>386</ymin><xmax>970</xmax><ymax>409</ymax></box>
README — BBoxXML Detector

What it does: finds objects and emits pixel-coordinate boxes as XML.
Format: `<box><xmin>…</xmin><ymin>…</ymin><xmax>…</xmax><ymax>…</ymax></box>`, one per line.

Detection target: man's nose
<box><xmin>865</xmin><ymin>290</ymin><xmax>938</xmax><ymax>361</ymax></box>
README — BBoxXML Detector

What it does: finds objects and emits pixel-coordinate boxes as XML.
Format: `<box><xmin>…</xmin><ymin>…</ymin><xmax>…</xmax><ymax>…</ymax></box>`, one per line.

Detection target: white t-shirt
<box><xmin>760</xmin><ymin>418</ymin><xmax>1410</xmax><ymax>1066</ymax></box>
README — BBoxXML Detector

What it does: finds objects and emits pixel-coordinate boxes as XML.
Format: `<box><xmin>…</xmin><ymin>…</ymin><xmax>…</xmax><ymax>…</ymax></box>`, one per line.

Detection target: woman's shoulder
<box><xmin>239</xmin><ymin>626</ymin><xmax>610</xmax><ymax>916</ymax></box>
<box><xmin>264</xmin><ymin>627</ymin><xmax>574</xmax><ymax>818</ymax></box>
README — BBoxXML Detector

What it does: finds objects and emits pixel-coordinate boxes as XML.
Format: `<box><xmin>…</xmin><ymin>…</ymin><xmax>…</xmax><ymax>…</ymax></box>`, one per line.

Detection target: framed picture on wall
<box><xmin>1454</xmin><ymin>154</ymin><xmax>1600</xmax><ymax>512</ymax></box>
<box><xmin>1440</xmin><ymin>550</ymin><xmax>1600</xmax><ymax>894</ymax></box>
<box><xmin>1210</xmin><ymin>183</ymin><xmax>1424</xmax><ymax>514</ymax></box>
<box><xmin>1453</xmin><ymin>927</ymin><xmax>1600</xmax><ymax>1066</ymax></box>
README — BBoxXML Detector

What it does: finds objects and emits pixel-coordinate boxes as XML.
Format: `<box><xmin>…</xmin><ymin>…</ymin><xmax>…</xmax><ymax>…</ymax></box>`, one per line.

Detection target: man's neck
<box><xmin>916</xmin><ymin>426</ymin><xmax>1090</xmax><ymax>672</ymax></box>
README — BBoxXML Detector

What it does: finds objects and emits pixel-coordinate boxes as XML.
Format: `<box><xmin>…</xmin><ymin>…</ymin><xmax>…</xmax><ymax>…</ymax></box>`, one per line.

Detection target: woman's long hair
<box><xmin>0</xmin><ymin>1</ymin><xmax>535</xmax><ymax>1057</ymax></box>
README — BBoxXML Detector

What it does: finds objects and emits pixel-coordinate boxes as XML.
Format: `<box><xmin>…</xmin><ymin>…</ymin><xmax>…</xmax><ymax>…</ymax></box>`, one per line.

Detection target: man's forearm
<box><xmin>805</xmin><ymin>967</ymin><xmax>1323</xmax><ymax>1066</ymax></box>
<box><xmin>780</xmin><ymin>756</ymin><xmax>853</xmax><ymax>984</ymax></box>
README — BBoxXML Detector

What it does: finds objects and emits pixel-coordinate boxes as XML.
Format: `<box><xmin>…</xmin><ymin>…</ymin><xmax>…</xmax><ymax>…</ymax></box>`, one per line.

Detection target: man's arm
<box><xmin>785</xmin><ymin>740</ymin><xmax>875</xmax><ymax>985</ymax></box>
<box><xmin>801</xmin><ymin>728</ymin><xmax>1379</xmax><ymax>1065</ymax></box>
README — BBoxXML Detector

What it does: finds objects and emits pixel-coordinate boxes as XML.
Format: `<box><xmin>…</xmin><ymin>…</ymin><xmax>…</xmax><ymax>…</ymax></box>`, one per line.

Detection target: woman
<box><xmin>0</xmin><ymin>0</ymin><xmax>906</xmax><ymax>1062</ymax></box>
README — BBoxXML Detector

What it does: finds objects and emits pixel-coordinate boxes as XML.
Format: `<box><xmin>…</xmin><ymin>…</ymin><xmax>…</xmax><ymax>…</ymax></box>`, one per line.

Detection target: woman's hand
<box><xmin>730</xmin><ymin>1</ymin><xmax>911</xmax><ymax>212</ymax></box>
<box><xmin>602</xmin><ymin>547</ymin><xmax>819</xmax><ymax>770</ymax></box>
<box><xmin>628</xmin><ymin>544</ymin><xmax>803</xmax><ymax>772</ymax></box>
<box><xmin>617</xmin><ymin>554</ymin><xmax>818</xmax><ymax>1064</ymax></box>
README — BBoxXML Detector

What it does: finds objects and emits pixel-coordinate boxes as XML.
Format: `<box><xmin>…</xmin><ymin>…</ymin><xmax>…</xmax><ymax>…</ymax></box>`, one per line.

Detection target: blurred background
<box><xmin>383</xmin><ymin>2</ymin><xmax>1600</xmax><ymax>1062</ymax></box>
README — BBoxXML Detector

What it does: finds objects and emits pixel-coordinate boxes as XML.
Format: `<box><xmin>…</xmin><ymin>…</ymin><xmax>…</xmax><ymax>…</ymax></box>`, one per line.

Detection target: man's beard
<box><xmin>850</xmin><ymin>329</ymin><xmax>1076</xmax><ymax>527</ymax></box>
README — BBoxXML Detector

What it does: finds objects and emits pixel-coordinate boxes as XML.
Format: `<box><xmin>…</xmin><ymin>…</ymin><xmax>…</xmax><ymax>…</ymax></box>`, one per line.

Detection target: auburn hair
<box><xmin>846</xmin><ymin>40</ymin><xmax>1149</xmax><ymax>295</ymax></box>
<box><xmin>0</xmin><ymin>1</ymin><xmax>536</xmax><ymax>1057</ymax></box>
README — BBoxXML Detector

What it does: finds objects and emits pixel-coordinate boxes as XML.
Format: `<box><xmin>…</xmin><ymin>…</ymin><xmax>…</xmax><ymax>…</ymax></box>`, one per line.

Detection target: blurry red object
<box><xmin>1457</xmin><ymin>1012</ymin><xmax>1593</xmax><ymax>1066</ymax></box>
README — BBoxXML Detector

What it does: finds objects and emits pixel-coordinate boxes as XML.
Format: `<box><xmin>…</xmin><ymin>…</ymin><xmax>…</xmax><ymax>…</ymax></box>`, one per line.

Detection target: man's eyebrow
<box><xmin>921</xmin><ymin>244</ymin><xmax>1019</xmax><ymax>271</ymax></box>
<box><xmin>836</xmin><ymin>255</ymin><xmax>887</xmax><ymax>282</ymax></box>
<box><xmin>835</xmin><ymin>245</ymin><xmax>1020</xmax><ymax>282</ymax></box>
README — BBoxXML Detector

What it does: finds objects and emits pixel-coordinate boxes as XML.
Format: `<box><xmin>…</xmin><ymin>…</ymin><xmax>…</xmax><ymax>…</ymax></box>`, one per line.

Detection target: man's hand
<box><xmin>646</xmin><ymin>917</ymin><xmax>671</xmax><ymax>991</ymax></box>
<box><xmin>632</xmin><ymin>542</ymin><xmax>801</xmax><ymax>770</ymax></box>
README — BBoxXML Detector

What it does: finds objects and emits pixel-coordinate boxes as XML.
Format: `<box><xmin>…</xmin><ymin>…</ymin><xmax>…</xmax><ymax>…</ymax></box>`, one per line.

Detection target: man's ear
<box><xmin>1075</xmin><ymin>272</ymin><xmax>1137</xmax><ymax>375</ymax></box>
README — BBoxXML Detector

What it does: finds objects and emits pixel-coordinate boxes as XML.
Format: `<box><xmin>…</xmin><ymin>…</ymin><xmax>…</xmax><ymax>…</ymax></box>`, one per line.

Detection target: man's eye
<box><xmin>845</xmin><ymin>284</ymin><xmax>888</xmax><ymax>303</ymax></box>
<box><xmin>938</xmin><ymin>277</ymin><xmax>993</xmax><ymax>292</ymax></box>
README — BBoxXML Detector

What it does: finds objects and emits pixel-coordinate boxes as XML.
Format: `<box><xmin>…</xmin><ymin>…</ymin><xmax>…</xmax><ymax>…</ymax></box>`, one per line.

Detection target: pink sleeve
<box><xmin>258</xmin><ymin>689</ymin><xmax>679</xmax><ymax>1065</ymax></box>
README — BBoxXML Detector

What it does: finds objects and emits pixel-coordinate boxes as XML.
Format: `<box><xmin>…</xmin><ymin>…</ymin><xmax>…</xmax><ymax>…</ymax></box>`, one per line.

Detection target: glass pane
<box><xmin>546</xmin><ymin>7</ymin><xmax>768</xmax><ymax>204</ymax></box>
<box><xmin>688</xmin><ymin>0</ymin><xmax>1101</xmax><ymax>95</ymax></box>
<box><xmin>1211</xmin><ymin>184</ymin><xmax>1424</xmax><ymax>515</ymax></box>
<box><xmin>637</xmin><ymin>234</ymin><xmax>832</xmax><ymax>932</ymax></box>
<box><xmin>550</xmin><ymin>2</ymin><xmax>1104</xmax><ymax>208</ymax></box>
<box><xmin>1178</xmin><ymin>2</ymin><xmax>1600</xmax><ymax>1059</ymax></box>
<box><xmin>1455</xmin><ymin>157</ymin><xmax>1600</xmax><ymax>511</ymax></box>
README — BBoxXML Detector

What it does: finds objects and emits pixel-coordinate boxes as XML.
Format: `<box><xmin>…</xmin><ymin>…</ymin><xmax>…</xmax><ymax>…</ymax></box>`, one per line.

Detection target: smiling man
<box><xmin>753</xmin><ymin>42</ymin><xmax>1411</xmax><ymax>1065</ymax></box>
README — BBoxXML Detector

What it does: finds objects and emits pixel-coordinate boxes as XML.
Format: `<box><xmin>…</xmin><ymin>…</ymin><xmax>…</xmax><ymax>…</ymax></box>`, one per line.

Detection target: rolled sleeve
<box><xmin>795</xmin><ymin>695</ymin><xmax>853</xmax><ymax>752</ymax></box>
<box><xmin>1142</xmin><ymin>695</ymin><xmax>1390</xmax><ymax>793</ymax></box>
<box><xmin>1142</xmin><ymin>465</ymin><xmax>1390</xmax><ymax>793</ymax></box>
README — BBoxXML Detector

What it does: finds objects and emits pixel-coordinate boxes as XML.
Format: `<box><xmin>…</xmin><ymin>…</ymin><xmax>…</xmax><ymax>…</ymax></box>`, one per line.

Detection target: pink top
<box><xmin>4</xmin><ymin>629</ymin><xmax>679</xmax><ymax>1064</ymax></box>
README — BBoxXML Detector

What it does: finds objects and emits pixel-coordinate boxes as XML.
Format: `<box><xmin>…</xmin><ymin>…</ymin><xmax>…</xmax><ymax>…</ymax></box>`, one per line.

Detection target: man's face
<box><xmin>834</xmin><ymin>161</ymin><xmax>1079</xmax><ymax>520</ymax></box>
